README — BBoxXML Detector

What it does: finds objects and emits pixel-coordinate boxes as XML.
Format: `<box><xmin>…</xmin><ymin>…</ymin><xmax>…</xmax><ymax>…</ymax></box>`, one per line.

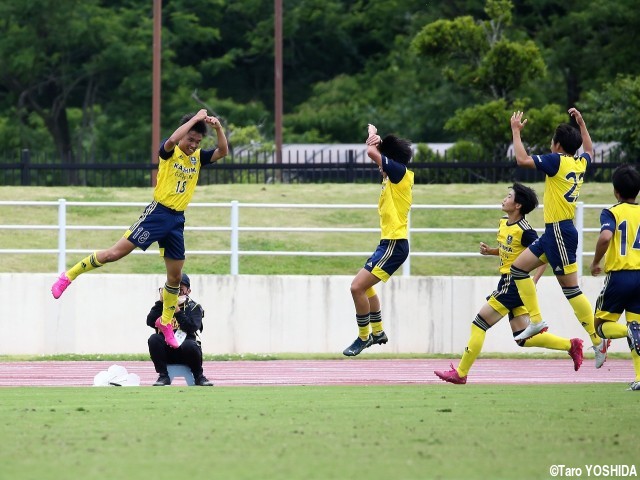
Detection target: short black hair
<box><xmin>379</xmin><ymin>134</ymin><xmax>412</xmax><ymax>165</ymax></box>
<box><xmin>180</xmin><ymin>113</ymin><xmax>207</xmax><ymax>136</ymax></box>
<box><xmin>511</xmin><ymin>182</ymin><xmax>539</xmax><ymax>215</ymax></box>
<box><xmin>612</xmin><ymin>164</ymin><xmax>640</xmax><ymax>200</ymax></box>
<box><xmin>553</xmin><ymin>124</ymin><xmax>582</xmax><ymax>155</ymax></box>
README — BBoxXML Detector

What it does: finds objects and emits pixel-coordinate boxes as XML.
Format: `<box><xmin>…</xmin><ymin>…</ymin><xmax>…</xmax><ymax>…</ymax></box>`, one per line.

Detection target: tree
<box><xmin>0</xmin><ymin>0</ymin><xmax>121</xmax><ymax>166</ymax></box>
<box><xmin>516</xmin><ymin>0</ymin><xmax>640</xmax><ymax>108</ymax></box>
<box><xmin>411</xmin><ymin>0</ymin><xmax>559</xmax><ymax>159</ymax></box>
<box><xmin>581</xmin><ymin>75</ymin><xmax>640</xmax><ymax>160</ymax></box>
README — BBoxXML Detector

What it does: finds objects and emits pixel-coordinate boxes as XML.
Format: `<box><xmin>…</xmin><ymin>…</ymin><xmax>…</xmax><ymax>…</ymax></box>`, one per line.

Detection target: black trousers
<box><xmin>148</xmin><ymin>333</ymin><xmax>203</xmax><ymax>378</ymax></box>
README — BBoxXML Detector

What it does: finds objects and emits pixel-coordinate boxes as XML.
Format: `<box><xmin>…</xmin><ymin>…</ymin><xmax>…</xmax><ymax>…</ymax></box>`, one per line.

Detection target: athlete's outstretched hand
<box><xmin>510</xmin><ymin>111</ymin><xmax>528</xmax><ymax>132</ymax></box>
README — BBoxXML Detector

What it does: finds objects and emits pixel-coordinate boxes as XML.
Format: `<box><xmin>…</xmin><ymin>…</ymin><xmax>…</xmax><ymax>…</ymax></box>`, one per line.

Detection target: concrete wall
<box><xmin>1</xmin><ymin>273</ymin><xmax>625</xmax><ymax>356</ymax></box>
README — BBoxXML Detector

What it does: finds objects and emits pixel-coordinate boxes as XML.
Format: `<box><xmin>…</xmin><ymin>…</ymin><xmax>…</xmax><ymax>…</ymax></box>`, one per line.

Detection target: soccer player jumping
<box><xmin>508</xmin><ymin>108</ymin><xmax>608</xmax><ymax>367</ymax></box>
<box><xmin>51</xmin><ymin>109</ymin><xmax>228</xmax><ymax>348</ymax></box>
<box><xmin>343</xmin><ymin>124</ymin><xmax>414</xmax><ymax>357</ymax></box>
<box><xmin>435</xmin><ymin>183</ymin><xmax>584</xmax><ymax>385</ymax></box>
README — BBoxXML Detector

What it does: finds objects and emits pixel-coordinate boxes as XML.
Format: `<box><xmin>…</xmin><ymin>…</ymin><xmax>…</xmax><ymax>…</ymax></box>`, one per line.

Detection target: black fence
<box><xmin>0</xmin><ymin>148</ymin><xmax>627</xmax><ymax>186</ymax></box>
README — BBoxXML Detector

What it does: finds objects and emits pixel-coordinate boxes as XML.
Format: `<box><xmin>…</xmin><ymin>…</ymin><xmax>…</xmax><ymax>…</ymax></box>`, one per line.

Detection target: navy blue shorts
<box><xmin>124</xmin><ymin>201</ymin><xmax>186</xmax><ymax>260</ymax></box>
<box><xmin>364</xmin><ymin>239</ymin><xmax>409</xmax><ymax>282</ymax></box>
<box><xmin>487</xmin><ymin>274</ymin><xmax>527</xmax><ymax>318</ymax></box>
<box><xmin>528</xmin><ymin>220</ymin><xmax>578</xmax><ymax>275</ymax></box>
<box><xmin>595</xmin><ymin>270</ymin><xmax>640</xmax><ymax>322</ymax></box>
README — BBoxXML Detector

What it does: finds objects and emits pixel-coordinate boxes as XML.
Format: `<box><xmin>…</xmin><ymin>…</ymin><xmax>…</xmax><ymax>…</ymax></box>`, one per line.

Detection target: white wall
<box><xmin>1</xmin><ymin>273</ymin><xmax>626</xmax><ymax>355</ymax></box>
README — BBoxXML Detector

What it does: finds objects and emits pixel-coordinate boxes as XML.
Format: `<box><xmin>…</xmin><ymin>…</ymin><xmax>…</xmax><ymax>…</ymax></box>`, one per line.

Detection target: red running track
<box><xmin>0</xmin><ymin>359</ymin><xmax>634</xmax><ymax>387</ymax></box>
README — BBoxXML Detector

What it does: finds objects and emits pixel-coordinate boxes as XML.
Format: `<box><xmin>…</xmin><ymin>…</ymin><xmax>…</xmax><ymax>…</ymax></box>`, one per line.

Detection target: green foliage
<box><xmin>285</xmin><ymin>75</ymin><xmax>377</xmax><ymax>142</ymax></box>
<box><xmin>581</xmin><ymin>75</ymin><xmax>640</xmax><ymax>160</ymax></box>
<box><xmin>0</xmin><ymin>0</ymin><xmax>639</xmax><ymax>160</ymax></box>
<box><xmin>517</xmin><ymin>103</ymin><xmax>567</xmax><ymax>153</ymax></box>
<box><xmin>444</xmin><ymin>99</ymin><xmax>512</xmax><ymax>159</ymax></box>
<box><xmin>448</xmin><ymin>140</ymin><xmax>485</xmax><ymax>161</ymax></box>
<box><xmin>412</xmin><ymin>16</ymin><xmax>488</xmax><ymax>88</ymax></box>
<box><xmin>413</xmin><ymin>143</ymin><xmax>437</xmax><ymax>162</ymax></box>
<box><xmin>478</xmin><ymin>40</ymin><xmax>546</xmax><ymax>100</ymax></box>
<box><xmin>413</xmin><ymin>0</ymin><xmax>557</xmax><ymax>159</ymax></box>
<box><xmin>445</xmin><ymin>100</ymin><xmax>566</xmax><ymax>160</ymax></box>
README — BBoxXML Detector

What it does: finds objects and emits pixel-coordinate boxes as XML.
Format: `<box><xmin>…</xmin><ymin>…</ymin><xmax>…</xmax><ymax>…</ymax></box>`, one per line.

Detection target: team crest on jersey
<box><xmin>506</xmin><ymin>235</ymin><xmax>513</xmax><ymax>245</ymax></box>
<box><xmin>190</xmin><ymin>156</ymin><xmax>197</xmax><ymax>165</ymax></box>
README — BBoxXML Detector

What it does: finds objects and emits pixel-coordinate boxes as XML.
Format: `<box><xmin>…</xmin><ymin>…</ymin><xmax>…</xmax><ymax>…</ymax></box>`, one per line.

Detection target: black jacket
<box><xmin>146</xmin><ymin>297</ymin><xmax>204</xmax><ymax>340</ymax></box>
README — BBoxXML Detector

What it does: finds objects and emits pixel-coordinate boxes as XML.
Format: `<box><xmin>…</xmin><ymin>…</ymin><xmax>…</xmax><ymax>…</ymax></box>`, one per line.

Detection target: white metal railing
<box><xmin>0</xmin><ymin>200</ymin><xmax>602</xmax><ymax>275</ymax></box>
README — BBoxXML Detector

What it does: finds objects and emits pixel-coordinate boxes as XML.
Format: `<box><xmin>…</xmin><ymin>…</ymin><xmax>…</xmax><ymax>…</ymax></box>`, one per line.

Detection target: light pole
<box><xmin>151</xmin><ymin>0</ymin><xmax>162</xmax><ymax>186</ymax></box>
<box><xmin>274</xmin><ymin>0</ymin><xmax>283</xmax><ymax>174</ymax></box>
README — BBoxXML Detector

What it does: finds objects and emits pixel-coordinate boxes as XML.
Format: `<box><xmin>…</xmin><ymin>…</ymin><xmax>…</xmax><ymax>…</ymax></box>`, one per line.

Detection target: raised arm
<box><xmin>163</xmin><ymin>109</ymin><xmax>208</xmax><ymax>152</ymax></box>
<box><xmin>568</xmin><ymin>107</ymin><xmax>593</xmax><ymax>160</ymax></box>
<box><xmin>510</xmin><ymin>111</ymin><xmax>535</xmax><ymax>169</ymax></box>
<box><xmin>205</xmin><ymin>116</ymin><xmax>229</xmax><ymax>162</ymax></box>
<box><xmin>366</xmin><ymin>123</ymin><xmax>382</xmax><ymax>168</ymax></box>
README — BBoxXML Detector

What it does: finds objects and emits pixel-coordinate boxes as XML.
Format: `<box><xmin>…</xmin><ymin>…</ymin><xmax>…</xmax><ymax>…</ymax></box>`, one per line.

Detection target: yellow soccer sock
<box><xmin>161</xmin><ymin>283</ymin><xmax>180</xmax><ymax>326</ymax></box>
<box><xmin>66</xmin><ymin>252</ymin><xmax>103</xmax><ymax>281</ymax></box>
<box><xmin>356</xmin><ymin>313</ymin><xmax>370</xmax><ymax>340</ymax></box>
<box><xmin>565</xmin><ymin>291</ymin><xmax>599</xmax><ymax>346</ymax></box>
<box><xmin>370</xmin><ymin>310</ymin><xmax>383</xmax><ymax>335</ymax></box>
<box><xmin>631</xmin><ymin>350</ymin><xmax>640</xmax><ymax>382</ymax></box>
<box><xmin>457</xmin><ymin>319</ymin><xmax>488</xmax><ymax>377</ymax></box>
<box><xmin>600</xmin><ymin>321</ymin><xmax>628</xmax><ymax>339</ymax></box>
<box><xmin>513</xmin><ymin>275</ymin><xmax>542</xmax><ymax>323</ymax></box>
<box><xmin>523</xmin><ymin>332</ymin><xmax>570</xmax><ymax>351</ymax></box>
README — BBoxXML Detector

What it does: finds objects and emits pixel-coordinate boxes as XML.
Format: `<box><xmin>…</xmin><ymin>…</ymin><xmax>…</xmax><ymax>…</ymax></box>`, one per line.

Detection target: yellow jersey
<box><xmin>154</xmin><ymin>144</ymin><xmax>205</xmax><ymax>212</ymax></box>
<box><xmin>496</xmin><ymin>217</ymin><xmax>538</xmax><ymax>274</ymax></box>
<box><xmin>532</xmin><ymin>152</ymin><xmax>590</xmax><ymax>223</ymax></box>
<box><xmin>378</xmin><ymin>155</ymin><xmax>414</xmax><ymax>239</ymax></box>
<box><xmin>601</xmin><ymin>202</ymin><xmax>640</xmax><ymax>272</ymax></box>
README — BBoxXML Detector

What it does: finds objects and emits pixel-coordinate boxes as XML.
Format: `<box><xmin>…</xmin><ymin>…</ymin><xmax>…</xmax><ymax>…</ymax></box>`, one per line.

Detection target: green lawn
<box><xmin>0</xmin><ymin>384</ymin><xmax>635</xmax><ymax>480</ymax></box>
<box><xmin>0</xmin><ymin>183</ymin><xmax>617</xmax><ymax>275</ymax></box>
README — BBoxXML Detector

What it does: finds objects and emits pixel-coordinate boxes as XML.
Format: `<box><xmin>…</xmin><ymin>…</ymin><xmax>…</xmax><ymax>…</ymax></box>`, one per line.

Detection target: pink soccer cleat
<box><xmin>568</xmin><ymin>338</ymin><xmax>584</xmax><ymax>371</ymax></box>
<box><xmin>155</xmin><ymin>317</ymin><xmax>179</xmax><ymax>348</ymax></box>
<box><xmin>434</xmin><ymin>363</ymin><xmax>467</xmax><ymax>385</ymax></box>
<box><xmin>51</xmin><ymin>272</ymin><xmax>72</xmax><ymax>299</ymax></box>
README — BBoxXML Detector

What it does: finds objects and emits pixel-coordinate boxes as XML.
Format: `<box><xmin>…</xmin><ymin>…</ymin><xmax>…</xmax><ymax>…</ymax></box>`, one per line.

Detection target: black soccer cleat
<box><xmin>343</xmin><ymin>335</ymin><xmax>373</xmax><ymax>356</ymax></box>
<box><xmin>371</xmin><ymin>331</ymin><xmax>388</xmax><ymax>346</ymax></box>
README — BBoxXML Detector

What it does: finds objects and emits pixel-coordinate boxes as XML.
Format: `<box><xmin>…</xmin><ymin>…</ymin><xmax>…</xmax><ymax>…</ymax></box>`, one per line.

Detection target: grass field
<box><xmin>0</xmin><ymin>384</ymin><xmax>636</xmax><ymax>480</ymax></box>
<box><xmin>0</xmin><ymin>182</ymin><xmax>617</xmax><ymax>276</ymax></box>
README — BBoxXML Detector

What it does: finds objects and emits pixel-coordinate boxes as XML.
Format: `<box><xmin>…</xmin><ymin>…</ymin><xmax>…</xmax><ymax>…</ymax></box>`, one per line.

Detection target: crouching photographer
<box><xmin>146</xmin><ymin>273</ymin><xmax>213</xmax><ymax>386</ymax></box>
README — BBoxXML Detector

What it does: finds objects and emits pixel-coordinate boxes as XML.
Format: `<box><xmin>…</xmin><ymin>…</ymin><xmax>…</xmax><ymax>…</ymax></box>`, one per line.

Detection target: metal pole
<box><xmin>403</xmin><ymin>211</ymin><xmax>411</xmax><ymax>276</ymax></box>
<box><xmin>274</xmin><ymin>0</ymin><xmax>283</xmax><ymax>179</ymax></box>
<box><xmin>576</xmin><ymin>201</ymin><xmax>584</xmax><ymax>277</ymax></box>
<box><xmin>21</xmin><ymin>148</ymin><xmax>30</xmax><ymax>186</ymax></box>
<box><xmin>58</xmin><ymin>199</ymin><xmax>67</xmax><ymax>273</ymax></box>
<box><xmin>151</xmin><ymin>0</ymin><xmax>162</xmax><ymax>186</ymax></box>
<box><xmin>230</xmin><ymin>201</ymin><xmax>239</xmax><ymax>275</ymax></box>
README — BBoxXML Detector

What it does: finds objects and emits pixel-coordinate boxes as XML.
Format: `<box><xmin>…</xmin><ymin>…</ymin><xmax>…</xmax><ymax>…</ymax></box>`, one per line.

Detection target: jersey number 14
<box><xmin>618</xmin><ymin>220</ymin><xmax>640</xmax><ymax>256</ymax></box>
